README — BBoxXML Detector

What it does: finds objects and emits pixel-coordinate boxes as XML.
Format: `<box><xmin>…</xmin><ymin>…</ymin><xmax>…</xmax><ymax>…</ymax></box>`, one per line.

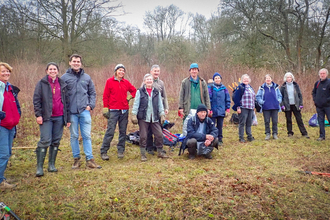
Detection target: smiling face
<box><xmin>190</xmin><ymin>68</ymin><xmax>199</xmax><ymax>80</ymax></box>
<box><xmin>46</xmin><ymin>64</ymin><xmax>59</xmax><ymax>80</ymax></box>
<box><xmin>319</xmin><ymin>69</ymin><xmax>328</xmax><ymax>81</ymax></box>
<box><xmin>286</xmin><ymin>75</ymin><xmax>293</xmax><ymax>83</ymax></box>
<box><xmin>116</xmin><ymin>68</ymin><xmax>125</xmax><ymax>80</ymax></box>
<box><xmin>69</xmin><ymin>57</ymin><xmax>82</xmax><ymax>72</ymax></box>
<box><xmin>265</xmin><ymin>76</ymin><xmax>272</xmax><ymax>84</ymax></box>
<box><xmin>242</xmin><ymin>76</ymin><xmax>250</xmax><ymax>85</ymax></box>
<box><xmin>144</xmin><ymin>75</ymin><xmax>153</xmax><ymax>88</ymax></box>
<box><xmin>214</xmin><ymin>76</ymin><xmax>221</xmax><ymax>84</ymax></box>
<box><xmin>0</xmin><ymin>65</ymin><xmax>11</xmax><ymax>83</ymax></box>
<box><xmin>151</xmin><ymin>67</ymin><xmax>160</xmax><ymax>79</ymax></box>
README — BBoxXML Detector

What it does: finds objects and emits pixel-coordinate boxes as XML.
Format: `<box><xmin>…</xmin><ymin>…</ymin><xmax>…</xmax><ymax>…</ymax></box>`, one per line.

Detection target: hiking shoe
<box><xmin>273</xmin><ymin>134</ymin><xmax>278</xmax><ymax>140</ymax></box>
<box><xmin>86</xmin><ymin>159</ymin><xmax>102</xmax><ymax>169</ymax></box>
<box><xmin>101</xmin><ymin>153</ymin><xmax>109</xmax><ymax>161</ymax></box>
<box><xmin>265</xmin><ymin>133</ymin><xmax>271</xmax><ymax>140</ymax></box>
<box><xmin>188</xmin><ymin>154</ymin><xmax>196</xmax><ymax>160</ymax></box>
<box><xmin>117</xmin><ymin>152</ymin><xmax>124</xmax><ymax>159</ymax></box>
<box><xmin>317</xmin><ymin>137</ymin><xmax>325</xmax><ymax>141</ymax></box>
<box><xmin>141</xmin><ymin>154</ymin><xmax>147</xmax><ymax>162</ymax></box>
<box><xmin>157</xmin><ymin>151</ymin><xmax>169</xmax><ymax>158</ymax></box>
<box><xmin>72</xmin><ymin>157</ymin><xmax>81</xmax><ymax>169</ymax></box>
<box><xmin>239</xmin><ymin>139</ymin><xmax>246</xmax><ymax>143</ymax></box>
<box><xmin>147</xmin><ymin>150</ymin><xmax>154</xmax><ymax>155</ymax></box>
<box><xmin>303</xmin><ymin>135</ymin><xmax>310</xmax><ymax>139</ymax></box>
<box><xmin>218</xmin><ymin>141</ymin><xmax>223</xmax><ymax>146</ymax></box>
<box><xmin>288</xmin><ymin>134</ymin><xmax>293</xmax><ymax>137</ymax></box>
<box><xmin>0</xmin><ymin>180</ymin><xmax>16</xmax><ymax>189</ymax></box>
<box><xmin>247</xmin><ymin>137</ymin><xmax>255</xmax><ymax>142</ymax></box>
<box><xmin>204</xmin><ymin>153</ymin><xmax>213</xmax><ymax>159</ymax></box>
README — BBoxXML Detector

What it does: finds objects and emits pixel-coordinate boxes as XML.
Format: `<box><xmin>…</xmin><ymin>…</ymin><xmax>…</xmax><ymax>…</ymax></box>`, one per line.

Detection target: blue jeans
<box><xmin>211</xmin><ymin>116</ymin><xmax>224</xmax><ymax>141</ymax></box>
<box><xmin>0</xmin><ymin>126</ymin><xmax>15</xmax><ymax>184</ymax></box>
<box><xmin>101</xmin><ymin>110</ymin><xmax>128</xmax><ymax>154</ymax></box>
<box><xmin>316</xmin><ymin>106</ymin><xmax>330</xmax><ymax>138</ymax></box>
<box><xmin>70</xmin><ymin>110</ymin><xmax>94</xmax><ymax>160</ymax></box>
<box><xmin>38</xmin><ymin>116</ymin><xmax>64</xmax><ymax>148</ymax></box>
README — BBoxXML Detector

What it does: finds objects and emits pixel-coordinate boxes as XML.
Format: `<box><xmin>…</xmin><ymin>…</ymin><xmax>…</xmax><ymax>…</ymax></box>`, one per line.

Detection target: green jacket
<box><xmin>179</xmin><ymin>76</ymin><xmax>211</xmax><ymax>116</ymax></box>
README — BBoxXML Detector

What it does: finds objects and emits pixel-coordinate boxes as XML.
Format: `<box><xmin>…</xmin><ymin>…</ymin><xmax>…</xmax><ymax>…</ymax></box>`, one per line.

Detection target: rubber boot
<box><xmin>140</xmin><ymin>147</ymin><xmax>147</xmax><ymax>162</ymax></box>
<box><xmin>36</xmin><ymin>148</ymin><xmax>47</xmax><ymax>177</ymax></box>
<box><xmin>48</xmin><ymin>146</ymin><xmax>58</xmax><ymax>172</ymax></box>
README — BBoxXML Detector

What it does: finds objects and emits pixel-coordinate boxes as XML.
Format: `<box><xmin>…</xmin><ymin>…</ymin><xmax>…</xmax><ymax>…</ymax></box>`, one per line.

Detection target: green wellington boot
<box><xmin>36</xmin><ymin>147</ymin><xmax>47</xmax><ymax>177</ymax></box>
<box><xmin>48</xmin><ymin>146</ymin><xmax>58</xmax><ymax>172</ymax></box>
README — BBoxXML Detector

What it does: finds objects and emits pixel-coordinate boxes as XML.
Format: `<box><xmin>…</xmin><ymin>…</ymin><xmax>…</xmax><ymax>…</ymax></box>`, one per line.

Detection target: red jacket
<box><xmin>103</xmin><ymin>76</ymin><xmax>136</xmax><ymax>110</ymax></box>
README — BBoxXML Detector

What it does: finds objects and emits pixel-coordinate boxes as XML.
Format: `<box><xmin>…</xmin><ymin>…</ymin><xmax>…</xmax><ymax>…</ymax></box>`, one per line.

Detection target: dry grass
<box><xmin>1</xmin><ymin>61</ymin><xmax>329</xmax><ymax>219</ymax></box>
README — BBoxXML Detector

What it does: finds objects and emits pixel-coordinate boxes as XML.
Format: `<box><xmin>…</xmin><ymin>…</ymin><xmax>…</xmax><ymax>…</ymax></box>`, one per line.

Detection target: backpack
<box><xmin>230</xmin><ymin>113</ymin><xmax>239</xmax><ymax>124</ymax></box>
<box><xmin>163</xmin><ymin>129</ymin><xmax>178</xmax><ymax>147</ymax></box>
<box><xmin>126</xmin><ymin>131</ymin><xmax>140</xmax><ymax>145</ymax></box>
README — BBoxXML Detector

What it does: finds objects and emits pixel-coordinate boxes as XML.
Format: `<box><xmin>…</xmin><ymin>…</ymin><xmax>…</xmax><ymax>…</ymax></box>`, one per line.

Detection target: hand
<box><xmin>102</xmin><ymin>108</ymin><xmax>110</xmax><ymax>119</ymax></box>
<box><xmin>179</xmin><ymin>109</ymin><xmax>184</xmax><ymax>117</ymax></box>
<box><xmin>205</xmin><ymin>140</ymin><xmax>211</xmax><ymax>147</ymax></box>
<box><xmin>86</xmin><ymin>106</ymin><xmax>91</xmax><ymax>111</ymax></box>
<box><xmin>66</xmin><ymin>123</ymin><xmax>71</xmax><ymax>128</ymax></box>
<box><xmin>299</xmin><ymin>106</ymin><xmax>303</xmax><ymax>110</ymax></box>
<box><xmin>165</xmin><ymin>109</ymin><xmax>169</xmax><ymax>115</ymax></box>
<box><xmin>0</xmin><ymin>111</ymin><xmax>5</xmax><ymax>120</ymax></box>
<box><xmin>131</xmin><ymin>115</ymin><xmax>138</xmax><ymax>125</ymax></box>
<box><xmin>225</xmin><ymin>109</ymin><xmax>230</xmax><ymax>118</ymax></box>
<box><xmin>237</xmin><ymin>108</ymin><xmax>241</xmax><ymax>114</ymax></box>
<box><xmin>281</xmin><ymin>106</ymin><xmax>285</xmax><ymax>111</ymax></box>
<box><xmin>36</xmin><ymin>116</ymin><xmax>43</xmax><ymax>125</ymax></box>
<box><xmin>206</xmin><ymin>134</ymin><xmax>214</xmax><ymax>142</ymax></box>
<box><xmin>160</xmin><ymin>115</ymin><xmax>166</xmax><ymax>125</ymax></box>
<box><xmin>208</xmin><ymin>110</ymin><xmax>213</xmax><ymax>117</ymax></box>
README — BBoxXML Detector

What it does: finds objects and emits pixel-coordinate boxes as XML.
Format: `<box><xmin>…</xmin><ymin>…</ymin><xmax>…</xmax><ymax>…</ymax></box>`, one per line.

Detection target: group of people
<box><xmin>0</xmin><ymin>57</ymin><xmax>329</xmax><ymax>190</ymax></box>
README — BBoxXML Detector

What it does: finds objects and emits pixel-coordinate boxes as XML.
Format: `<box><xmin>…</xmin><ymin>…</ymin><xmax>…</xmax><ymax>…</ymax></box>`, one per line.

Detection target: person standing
<box><xmin>280</xmin><ymin>72</ymin><xmax>309</xmax><ymax>138</ymax></box>
<box><xmin>100</xmin><ymin>64</ymin><xmax>137</xmax><ymax>160</ymax></box>
<box><xmin>208</xmin><ymin>72</ymin><xmax>231</xmax><ymax>146</ymax></box>
<box><xmin>146</xmin><ymin>65</ymin><xmax>169</xmax><ymax>155</ymax></box>
<box><xmin>232</xmin><ymin>74</ymin><xmax>255</xmax><ymax>143</ymax></box>
<box><xmin>131</xmin><ymin>74</ymin><xmax>168</xmax><ymax>161</ymax></box>
<box><xmin>312</xmin><ymin>68</ymin><xmax>330</xmax><ymax>141</ymax></box>
<box><xmin>179</xmin><ymin>63</ymin><xmax>210</xmax><ymax>119</ymax></box>
<box><xmin>0</xmin><ymin>62</ymin><xmax>21</xmax><ymax>189</ymax></box>
<box><xmin>33</xmin><ymin>62</ymin><xmax>71</xmax><ymax>177</ymax></box>
<box><xmin>61</xmin><ymin>54</ymin><xmax>101</xmax><ymax>169</ymax></box>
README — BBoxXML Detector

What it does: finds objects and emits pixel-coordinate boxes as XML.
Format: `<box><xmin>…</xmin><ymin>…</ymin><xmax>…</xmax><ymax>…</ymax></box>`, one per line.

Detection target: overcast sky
<box><xmin>113</xmin><ymin>0</ymin><xmax>221</xmax><ymax>31</ymax></box>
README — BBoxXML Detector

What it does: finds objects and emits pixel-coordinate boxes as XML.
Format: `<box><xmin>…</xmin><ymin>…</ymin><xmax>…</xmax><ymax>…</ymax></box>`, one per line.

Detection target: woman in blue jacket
<box><xmin>208</xmin><ymin>72</ymin><xmax>231</xmax><ymax>146</ymax></box>
<box><xmin>256</xmin><ymin>74</ymin><xmax>282</xmax><ymax>140</ymax></box>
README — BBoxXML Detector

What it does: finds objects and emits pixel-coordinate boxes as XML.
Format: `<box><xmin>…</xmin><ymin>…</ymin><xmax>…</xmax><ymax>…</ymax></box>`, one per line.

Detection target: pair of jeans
<box><xmin>263</xmin><ymin>110</ymin><xmax>278</xmax><ymax>135</ymax></box>
<box><xmin>211</xmin><ymin>116</ymin><xmax>224</xmax><ymax>141</ymax></box>
<box><xmin>38</xmin><ymin>116</ymin><xmax>64</xmax><ymax>148</ymax></box>
<box><xmin>101</xmin><ymin>110</ymin><xmax>128</xmax><ymax>154</ymax></box>
<box><xmin>238</xmin><ymin>108</ymin><xmax>253</xmax><ymax>140</ymax></box>
<box><xmin>0</xmin><ymin>126</ymin><xmax>15</xmax><ymax>184</ymax></box>
<box><xmin>316</xmin><ymin>106</ymin><xmax>330</xmax><ymax>138</ymax></box>
<box><xmin>138</xmin><ymin>120</ymin><xmax>163</xmax><ymax>149</ymax></box>
<box><xmin>70</xmin><ymin>110</ymin><xmax>94</xmax><ymax>160</ymax></box>
<box><xmin>285</xmin><ymin>105</ymin><xmax>308</xmax><ymax>136</ymax></box>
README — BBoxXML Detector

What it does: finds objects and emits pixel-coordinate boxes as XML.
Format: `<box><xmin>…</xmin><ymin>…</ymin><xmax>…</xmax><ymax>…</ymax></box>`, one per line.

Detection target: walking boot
<box><xmin>157</xmin><ymin>148</ymin><xmax>169</xmax><ymax>159</ymax></box>
<box><xmin>86</xmin><ymin>159</ymin><xmax>102</xmax><ymax>169</ymax></box>
<box><xmin>140</xmin><ymin>147</ymin><xmax>147</xmax><ymax>162</ymax></box>
<box><xmin>48</xmin><ymin>146</ymin><xmax>58</xmax><ymax>172</ymax></box>
<box><xmin>72</xmin><ymin>157</ymin><xmax>81</xmax><ymax>169</ymax></box>
<box><xmin>36</xmin><ymin>147</ymin><xmax>47</xmax><ymax>177</ymax></box>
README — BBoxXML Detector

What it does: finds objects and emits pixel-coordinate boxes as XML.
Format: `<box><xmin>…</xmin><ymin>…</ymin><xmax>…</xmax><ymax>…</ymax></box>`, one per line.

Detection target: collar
<box><xmin>5</xmin><ymin>82</ymin><xmax>12</xmax><ymax>92</ymax></box>
<box><xmin>48</xmin><ymin>76</ymin><xmax>58</xmax><ymax>84</ymax></box>
<box><xmin>190</xmin><ymin>76</ymin><xmax>199</xmax><ymax>83</ymax></box>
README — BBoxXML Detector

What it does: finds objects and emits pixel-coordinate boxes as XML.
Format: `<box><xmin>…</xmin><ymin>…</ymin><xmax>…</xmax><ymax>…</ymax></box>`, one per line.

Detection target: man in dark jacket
<box><xmin>61</xmin><ymin>54</ymin><xmax>101</xmax><ymax>169</ymax></box>
<box><xmin>183</xmin><ymin>104</ymin><xmax>218</xmax><ymax>159</ymax></box>
<box><xmin>312</xmin><ymin>68</ymin><xmax>330</xmax><ymax>141</ymax></box>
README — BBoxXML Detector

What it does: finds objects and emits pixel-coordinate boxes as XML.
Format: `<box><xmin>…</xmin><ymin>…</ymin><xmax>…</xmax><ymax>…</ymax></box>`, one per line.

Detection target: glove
<box><xmin>299</xmin><ymin>106</ymin><xmax>303</xmax><ymax>110</ymax></box>
<box><xmin>131</xmin><ymin>115</ymin><xmax>138</xmax><ymax>125</ymax></box>
<box><xmin>225</xmin><ymin>109</ymin><xmax>230</xmax><ymax>118</ymax></box>
<box><xmin>281</xmin><ymin>106</ymin><xmax>285</xmax><ymax>111</ymax></box>
<box><xmin>0</xmin><ymin>111</ymin><xmax>5</xmax><ymax>120</ymax></box>
<box><xmin>102</xmin><ymin>108</ymin><xmax>110</xmax><ymax>119</ymax></box>
<box><xmin>160</xmin><ymin>115</ymin><xmax>166</xmax><ymax>125</ymax></box>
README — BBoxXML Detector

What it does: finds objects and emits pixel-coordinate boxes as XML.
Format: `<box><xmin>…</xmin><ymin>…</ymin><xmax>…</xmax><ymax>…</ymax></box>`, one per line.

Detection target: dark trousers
<box><xmin>186</xmin><ymin>138</ymin><xmax>218</xmax><ymax>156</ymax></box>
<box><xmin>37</xmin><ymin>116</ymin><xmax>64</xmax><ymax>148</ymax></box>
<box><xmin>101</xmin><ymin>110</ymin><xmax>128</xmax><ymax>154</ymax></box>
<box><xmin>146</xmin><ymin>126</ymin><xmax>156</xmax><ymax>151</ymax></box>
<box><xmin>316</xmin><ymin>106</ymin><xmax>330</xmax><ymax>138</ymax></box>
<box><xmin>139</xmin><ymin>120</ymin><xmax>163</xmax><ymax>149</ymax></box>
<box><xmin>285</xmin><ymin>105</ymin><xmax>308</xmax><ymax>135</ymax></box>
<box><xmin>238</xmin><ymin>108</ymin><xmax>253</xmax><ymax>140</ymax></box>
<box><xmin>263</xmin><ymin>109</ymin><xmax>278</xmax><ymax>135</ymax></box>
<box><xmin>211</xmin><ymin>116</ymin><xmax>224</xmax><ymax>141</ymax></box>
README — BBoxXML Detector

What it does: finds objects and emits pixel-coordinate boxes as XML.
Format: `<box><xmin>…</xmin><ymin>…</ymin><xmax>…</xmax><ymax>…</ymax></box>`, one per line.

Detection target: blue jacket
<box><xmin>232</xmin><ymin>83</ymin><xmax>247</xmax><ymax>111</ymax></box>
<box><xmin>256</xmin><ymin>82</ymin><xmax>282</xmax><ymax>112</ymax></box>
<box><xmin>61</xmin><ymin>68</ymin><xmax>96</xmax><ymax>114</ymax></box>
<box><xmin>208</xmin><ymin>83</ymin><xmax>231</xmax><ymax>117</ymax></box>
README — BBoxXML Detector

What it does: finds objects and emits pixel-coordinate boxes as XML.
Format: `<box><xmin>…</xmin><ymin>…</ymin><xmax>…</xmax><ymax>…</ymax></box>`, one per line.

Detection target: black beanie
<box><xmin>196</xmin><ymin>104</ymin><xmax>208</xmax><ymax>113</ymax></box>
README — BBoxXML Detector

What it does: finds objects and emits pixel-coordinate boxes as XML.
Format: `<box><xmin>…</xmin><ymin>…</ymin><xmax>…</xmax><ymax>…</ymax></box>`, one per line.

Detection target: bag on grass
<box><xmin>163</xmin><ymin>129</ymin><xmax>178</xmax><ymax>147</ymax></box>
<box><xmin>126</xmin><ymin>131</ymin><xmax>140</xmax><ymax>145</ymax></box>
<box><xmin>230</xmin><ymin>113</ymin><xmax>239</xmax><ymax>124</ymax></box>
<box><xmin>309</xmin><ymin>114</ymin><xmax>318</xmax><ymax>127</ymax></box>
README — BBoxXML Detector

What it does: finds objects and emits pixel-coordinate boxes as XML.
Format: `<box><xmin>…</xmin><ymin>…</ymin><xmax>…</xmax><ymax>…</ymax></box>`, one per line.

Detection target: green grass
<box><xmin>2</xmin><ymin>112</ymin><xmax>330</xmax><ymax>219</ymax></box>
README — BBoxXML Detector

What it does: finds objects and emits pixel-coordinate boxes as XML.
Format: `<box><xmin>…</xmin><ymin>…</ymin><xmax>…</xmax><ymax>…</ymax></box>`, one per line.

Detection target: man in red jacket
<box><xmin>101</xmin><ymin>64</ymin><xmax>137</xmax><ymax>160</ymax></box>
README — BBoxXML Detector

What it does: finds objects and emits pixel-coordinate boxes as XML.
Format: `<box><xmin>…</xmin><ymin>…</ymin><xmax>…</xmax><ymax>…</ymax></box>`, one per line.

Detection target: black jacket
<box><xmin>137</xmin><ymin>86</ymin><xmax>160</xmax><ymax>121</ymax></box>
<box><xmin>280</xmin><ymin>81</ymin><xmax>303</xmax><ymax>111</ymax></box>
<box><xmin>312</xmin><ymin>78</ymin><xmax>330</xmax><ymax>108</ymax></box>
<box><xmin>33</xmin><ymin>75</ymin><xmax>70</xmax><ymax>124</ymax></box>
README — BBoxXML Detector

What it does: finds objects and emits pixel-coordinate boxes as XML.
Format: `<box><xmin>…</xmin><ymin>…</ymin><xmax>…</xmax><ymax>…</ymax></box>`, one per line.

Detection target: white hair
<box><xmin>240</xmin><ymin>74</ymin><xmax>251</xmax><ymax>83</ymax></box>
<box><xmin>319</xmin><ymin>68</ymin><xmax>329</xmax><ymax>76</ymax></box>
<box><xmin>150</xmin><ymin>65</ymin><xmax>160</xmax><ymax>72</ymax></box>
<box><xmin>283</xmin><ymin>72</ymin><xmax>295</xmax><ymax>82</ymax></box>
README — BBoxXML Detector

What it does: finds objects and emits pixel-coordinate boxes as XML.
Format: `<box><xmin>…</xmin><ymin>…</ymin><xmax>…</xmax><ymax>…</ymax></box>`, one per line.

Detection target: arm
<box><xmin>186</xmin><ymin>118</ymin><xmax>206</xmax><ymax>141</ymax></box>
<box><xmin>87</xmin><ymin>78</ymin><xmax>97</xmax><ymax>110</ymax></box>
<box><xmin>128</xmin><ymin>81</ymin><xmax>137</xmax><ymax>98</ymax></box>
<box><xmin>33</xmin><ymin>81</ymin><xmax>43</xmax><ymax>118</ymax></box>
<box><xmin>255</xmin><ymin>87</ymin><xmax>264</xmax><ymax>105</ymax></box>
<box><xmin>225</xmin><ymin>88</ymin><xmax>231</xmax><ymax>110</ymax></box>
<box><xmin>276</xmin><ymin>87</ymin><xmax>282</xmax><ymax>104</ymax></box>
<box><xmin>296</xmin><ymin>84</ymin><xmax>303</xmax><ymax>107</ymax></box>
<box><xmin>161</xmin><ymin>82</ymin><xmax>169</xmax><ymax>111</ymax></box>
<box><xmin>132</xmin><ymin>90</ymin><xmax>140</xmax><ymax>116</ymax></box>
<box><xmin>158</xmin><ymin>92</ymin><xmax>165</xmax><ymax>116</ymax></box>
<box><xmin>203</xmin><ymin>81</ymin><xmax>211</xmax><ymax>110</ymax></box>
<box><xmin>102</xmin><ymin>79</ymin><xmax>110</xmax><ymax>108</ymax></box>
<box><xmin>178</xmin><ymin>80</ymin><xmax>185</xmax><ymax>110</ymax></box>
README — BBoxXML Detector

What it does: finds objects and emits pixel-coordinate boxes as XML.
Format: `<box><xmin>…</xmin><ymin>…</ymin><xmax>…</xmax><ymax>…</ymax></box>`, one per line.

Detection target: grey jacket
<box><xmin>61</xmin><ymin>68</ymin><xmax>96</xmax><ymax>114</ymax></box>
<box><xmin>179</xmin><ymin>76</ymin><xmax>211</xmax><ymax>116</ymax></box>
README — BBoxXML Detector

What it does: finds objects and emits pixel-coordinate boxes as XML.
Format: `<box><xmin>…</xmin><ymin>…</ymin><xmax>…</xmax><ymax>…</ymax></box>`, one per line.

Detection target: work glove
<box><xmin>225</xmin><ymin>109</ymin><xmax>230</xmax><ymax>118</ymax></box>
<box><xmin>131</xmin><ymin>115</ymin><xmax>138</xmax><ymax>125</ymax></box>
<box><xmin>102</xmin><ymin>108</ymin><xmax>110</xmax><ymax>119</ymax></box>
<box><xmin>299</xmin><ymin>106</ymin><xmax>303</xmax><ymax>110</ymax></box>
<box><xmin>0</xmin><ymin>111</ymin><xmax>5</xmax><ymax>120</ymax></box>
<box><xmin>281</xmin><ymin>106</ymin><xmax>285</xmax><ymax>111</ymax></box>
<box><xmin>160</xmin><ymin>115</ymin><xmax>166</xmax><ymax>125</ymax></box>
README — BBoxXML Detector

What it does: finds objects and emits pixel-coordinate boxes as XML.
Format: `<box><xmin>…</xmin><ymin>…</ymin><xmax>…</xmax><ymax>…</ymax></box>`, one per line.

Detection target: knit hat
<box><xmin>213</xmin><ymin>72</ymin><xmax>222</xmax><ymax>80</ymax></box>
<box><xmin>114</xmin><ymin>64</ymin><xmax>125</xmax><ymax>72</ymax></box>
<box><xmin>196</xmin><ymin>104</ymin><xmax>208</xmax><ymax>114</ymax></box>
<box><xmin>189</xmin><ymin>63</ymin><xmax>199</xmax><ymax>71</ymax></box>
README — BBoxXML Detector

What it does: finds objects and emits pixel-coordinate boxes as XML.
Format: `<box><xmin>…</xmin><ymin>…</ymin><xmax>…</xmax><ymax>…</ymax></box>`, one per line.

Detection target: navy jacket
<box><xmin>312</xmin><ymin>78</ymin><xmax>330</xmax><ymax>108</ymax></box>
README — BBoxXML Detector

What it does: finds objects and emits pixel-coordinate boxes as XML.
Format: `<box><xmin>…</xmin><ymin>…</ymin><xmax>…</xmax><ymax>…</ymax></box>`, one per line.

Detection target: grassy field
<box><xmin>1</xmin><ymin>110</ymin><xmax>330</xmax><ymax>219</ymax></box>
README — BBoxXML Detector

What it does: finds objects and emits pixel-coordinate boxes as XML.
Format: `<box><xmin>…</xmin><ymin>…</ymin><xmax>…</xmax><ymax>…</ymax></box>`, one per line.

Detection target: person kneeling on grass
<box><xmin>182</xmin><ymin>104</ymin><xmax>218</xmax><ymax>160</ymax></box>
<box><xmin>131</xmin><ymin>74</ymin><xmax>168</xmax><ymax>161</ymax></box>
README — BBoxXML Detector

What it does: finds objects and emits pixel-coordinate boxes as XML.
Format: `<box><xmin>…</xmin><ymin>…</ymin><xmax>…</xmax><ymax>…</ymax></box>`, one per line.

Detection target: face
<box><xmin>144</xmin><ymin>76</ymin><xmax>153</xmax><ymax>87</ymax></box>
<box><xmin>0</xmin><ymin>65</ymin><xmax>11</xmax><ymax>83</ymax></box>
<box><xmin>319</xmin><ymin>70</ymin><xmax>328</xmax><ymax>80</ymax></box>
<box><xmin>214</xmin><ymin>76</ymin><xmax>221</xmax><ymax>84</ymax></box>
<box><xmin>286</xmin><ymin>75</ymin><xmax>293</xmax><ymax>83</ymax></box>
<box><xmin>46</xmin><ymin>65</ymin><xmax>59</xmax><ymax>79</ymax></box>
<box><xmin>69</xmin><ymin>57</ymin><xmax>82</xmax><ymax>72</ymax></box>
<box><xmin>242</xmin><ymin>76</ymin><xmax>250</xmax><ymax>85</ymax></box>
<box><xmin>265</xmin><ymin>76</ymin><xmax>272</xmax><ymax>84</ymax></box>
<box><xmin>116</xmin><ymin>68</ymin><xmax>125</xmax><ymax>79</ymax></box>
<box><xmin>197</xmin><ymin>111</ymin><xmax>207</xmax><ymax>120</ymax></box>
<box><xmin>190</xmin><ymin>68</ymin><xmax>199</xmax><ymax>79</ymax></box>
<box><xmin>151</xmin><ymin>67</ymin><xmax>160</xmax><ymax>79</ymax></box>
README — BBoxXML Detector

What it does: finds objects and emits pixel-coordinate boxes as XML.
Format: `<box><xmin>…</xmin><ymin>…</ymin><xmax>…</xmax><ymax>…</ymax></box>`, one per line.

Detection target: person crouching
<box><xmin>131</xmin><ymin>74</ymin><xmax>168</xmax><ymax>161</ymax></box>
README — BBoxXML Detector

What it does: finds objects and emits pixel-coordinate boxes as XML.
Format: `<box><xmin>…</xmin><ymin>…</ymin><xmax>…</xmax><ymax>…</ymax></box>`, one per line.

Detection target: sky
<box><xmin>113</xmin><ymin>0</ymin><xmax>221</xmax><ymax>31</ymax></box>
